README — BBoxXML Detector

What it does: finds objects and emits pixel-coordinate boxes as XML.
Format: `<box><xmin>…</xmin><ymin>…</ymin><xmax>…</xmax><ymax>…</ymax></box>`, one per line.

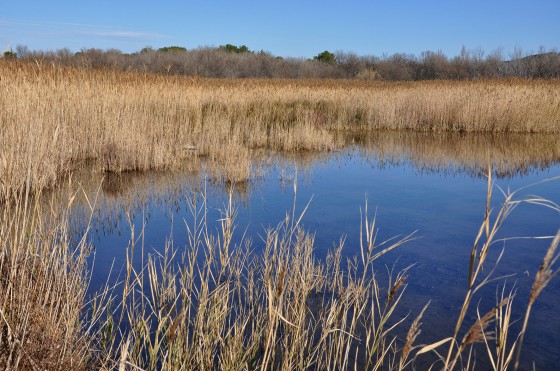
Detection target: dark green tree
<box><xmin>313</xmin><ymin>50</ymin><xmax>336</xmax><ymax>65</ymax></box>
<box><xmin>2</xmin><ymin>50</ymin><xmax>17</xmax><ymax>60</ymax></box>
<box><xmin>158</xmin><ymin>46</ymin><xmax>187</xmax><ymax>53</ymax></box>
<box><xmin>140</xmin><ymin>47</ymin><xmax>155</xmax><ymax>54</ymax></box>
<box><xmin>221</xmin><ymin>44</ymin><xmax>251</xmax><ymax>54</ymax></box>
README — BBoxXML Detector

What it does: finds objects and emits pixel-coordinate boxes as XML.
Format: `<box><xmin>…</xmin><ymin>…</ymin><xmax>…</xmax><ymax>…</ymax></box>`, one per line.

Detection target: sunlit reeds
<box><xmin>0</xmin><ymin>190</ymin><xmax>96</xmax><ymax>369</ymax></box>
<box><xmin>83</xmin><ymin>189</ymin><xmax>419</xmax><ymax>370</ymax></box>
<box><xmin>412</xmin><ymin>170</ymin><xmax>560</xmax><ymax>370</ymax></box>
<box><xmin>2</xmin><ymin>61</ymin><xmax>559</xmax><ymax>198</ymax></box>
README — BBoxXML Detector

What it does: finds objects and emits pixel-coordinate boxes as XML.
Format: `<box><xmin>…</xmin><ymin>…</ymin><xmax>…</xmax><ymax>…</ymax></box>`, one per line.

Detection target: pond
<box><xmin>65</xmin><ymin>131</ymin><xmax>560</xmax><ymax>369</ymax></box>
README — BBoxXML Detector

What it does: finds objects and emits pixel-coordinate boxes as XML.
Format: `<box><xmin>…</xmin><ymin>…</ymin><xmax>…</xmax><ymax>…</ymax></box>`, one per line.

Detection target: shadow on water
<box><xmin>44</xmin><ymin>131</ymin><xmax>560</xmax><ymax>369</ymax></box>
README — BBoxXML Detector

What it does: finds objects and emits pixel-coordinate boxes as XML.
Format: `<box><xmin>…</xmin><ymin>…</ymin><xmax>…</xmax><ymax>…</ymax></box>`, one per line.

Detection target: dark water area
<box><xmin>65</xmin><ymin>132</ymin><xmax>560</xmax><ymax>369</ymax></box>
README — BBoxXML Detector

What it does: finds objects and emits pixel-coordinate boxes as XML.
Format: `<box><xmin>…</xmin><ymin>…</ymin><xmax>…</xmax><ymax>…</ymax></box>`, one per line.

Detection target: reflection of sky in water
<box><xmin>79</xmin><ymin>142</ymin><xmax>560</xmax><ymax>369</ymax></box>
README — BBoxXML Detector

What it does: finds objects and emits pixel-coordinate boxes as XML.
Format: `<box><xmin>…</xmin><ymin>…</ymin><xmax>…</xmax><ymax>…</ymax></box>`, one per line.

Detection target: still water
<box><xmin>70</xmin><ymin>132</ymin><xmax>560</xmax><ymax>369</ymax></box>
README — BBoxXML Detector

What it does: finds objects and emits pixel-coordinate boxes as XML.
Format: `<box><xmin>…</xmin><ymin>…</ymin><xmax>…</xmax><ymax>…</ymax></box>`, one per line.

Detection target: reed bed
<box><xmin>89</xmin><ymin>195</ymin><xmax>420</xmax><ymax>370</ymax></box>
<box><xmin>1</xmin><ymin>61</ymin><xmax>560</xmax><ymax>197</ymax></box>
<box><xmin>1</xmin><ymin>183</ymin><xmax>420</xmax><ymax>370</ymax></box>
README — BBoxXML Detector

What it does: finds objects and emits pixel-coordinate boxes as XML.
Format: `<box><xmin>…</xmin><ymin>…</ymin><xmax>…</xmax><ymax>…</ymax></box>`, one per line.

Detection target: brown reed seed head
<box><xmin>388</xmin><ymin>275</ymin><xmax>408</xmax><ymax>303</ymax></box>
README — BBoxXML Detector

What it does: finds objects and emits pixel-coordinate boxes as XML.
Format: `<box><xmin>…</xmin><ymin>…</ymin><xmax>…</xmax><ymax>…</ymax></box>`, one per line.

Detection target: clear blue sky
<box><xmin>1</xmin><ymin>0</ymin><xmax>559</xmax><ymax>58</ymax></box>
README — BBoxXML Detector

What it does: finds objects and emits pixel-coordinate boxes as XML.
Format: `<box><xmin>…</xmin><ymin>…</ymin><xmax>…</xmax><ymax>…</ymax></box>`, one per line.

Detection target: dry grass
<box><xmin>0</xmin><ymin>190</ymin><xmax>96</xmax><ymax>369</ymax></box>
<box><xmin>88</xmin><ymin>175</ymin><xmax>560</xmax><ymax>370</ymax></box>
<box><xmin>1</xmin><ymin>60</ymin><xmax>559</xmax><ymax>197</ymax></box>
<box><xmin>410</xmin><ymin>169</ymin><xmax>560</xmax><ymax>370</ymax></box>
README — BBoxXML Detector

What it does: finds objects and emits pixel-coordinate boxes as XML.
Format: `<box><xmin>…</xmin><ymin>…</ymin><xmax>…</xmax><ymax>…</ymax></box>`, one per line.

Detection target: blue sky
<box><xmin>1</xmin><ymin>0</ymin><xmax>559</xmax><ymax>58</ymax></box>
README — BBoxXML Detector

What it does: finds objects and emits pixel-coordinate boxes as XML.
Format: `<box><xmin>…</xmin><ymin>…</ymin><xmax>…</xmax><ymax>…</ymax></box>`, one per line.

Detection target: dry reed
<box><xmin>85</xmin><ymin>192</ymin><xmax>417</xmax><ymax>370</ymax></box>
<box><xmin>408</xmin><ymin>169</ymin><xmax>560</xmax><ymax>370</ymax></box>
<box><xmin>1</xmin><ymin>170</ymin><xmax>559</xmax><ymax>369</ymax></box>
<box><xmin>0</xmin><ymin>189</ymin><xmax>97</xmax><ymax>369</ymax></box>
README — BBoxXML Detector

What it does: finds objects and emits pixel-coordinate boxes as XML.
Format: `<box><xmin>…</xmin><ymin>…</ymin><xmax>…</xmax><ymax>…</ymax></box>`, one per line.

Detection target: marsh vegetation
<box><xmin>2</xmin><ymin>61</ymin><xmax>560</xmax><ymax>198</ymax></box>
<box><xmin>1</xmin><ymin>60</ymin><xmax>560</xmax><ymax>370</ymax></box>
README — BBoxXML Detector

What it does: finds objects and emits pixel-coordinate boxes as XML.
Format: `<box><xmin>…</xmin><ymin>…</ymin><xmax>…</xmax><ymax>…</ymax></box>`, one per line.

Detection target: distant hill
<box><xmin>506</xmin><ymin>51</ymin><xmax>560</xmax><ymax>63</ymax></box>
<box><xmin>503</xmin><ymin>52</ymin><xmax>560</xmax><ymax>78</ymax></box>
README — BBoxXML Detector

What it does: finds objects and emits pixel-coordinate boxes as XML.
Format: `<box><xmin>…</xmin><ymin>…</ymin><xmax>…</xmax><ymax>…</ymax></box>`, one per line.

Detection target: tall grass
<box><xmin>1</xmin><ymin>183</ymin><xmax>419</xmax><ymax>369</ymax></box>
<box><xmin>0</xmin><ymin>189</ymin><xmax>97</xmax><ymax>369</ymax></box>
<box><xmin>87</xmin><ymin>193</ymin><xmax>418</xmax><ymax>370</ymax></box>
<box><xmin>2</xmin><ymin>172</ymin><xmax>558</xmax><ymax>369</ymax></box>
<box><xmin>417</xmin><ymin>170</ymin><xmax>560</xmax><ymax>370</ymax></box>
<box><xmin>2</xmin><ymin>60</ymin><xmax>560</xmax><ymax>197</ymax></box>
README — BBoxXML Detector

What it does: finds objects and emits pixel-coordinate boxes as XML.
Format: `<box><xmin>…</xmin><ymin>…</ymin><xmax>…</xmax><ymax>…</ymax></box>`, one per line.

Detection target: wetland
<box><xmin>1</xmin><ymin>60</ymin><xmax>559</xmax><ymax>369</ymax></box>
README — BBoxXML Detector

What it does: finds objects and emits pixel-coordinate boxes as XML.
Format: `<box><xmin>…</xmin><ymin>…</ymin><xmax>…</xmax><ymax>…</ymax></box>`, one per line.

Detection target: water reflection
<box><xmin>346</xmin><ymin>131</ymin><xmax>560</xmax><ymax>178</ymax></box>
<box><xmin>46</xmin><ymin>131</ymin><xmax>560</xmax><ymax>278</ymax></box>
<box><xmin>55</xmin><ymin>132</ymin><xmax>560</xmax><ymax>231</ymax></box>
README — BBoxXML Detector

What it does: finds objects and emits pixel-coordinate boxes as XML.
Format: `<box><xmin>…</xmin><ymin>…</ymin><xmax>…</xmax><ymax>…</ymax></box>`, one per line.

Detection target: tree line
<box><xmin>5</xmin><ymin>44</ymin><xmax>560</xmax><ymax>80</ymax></box>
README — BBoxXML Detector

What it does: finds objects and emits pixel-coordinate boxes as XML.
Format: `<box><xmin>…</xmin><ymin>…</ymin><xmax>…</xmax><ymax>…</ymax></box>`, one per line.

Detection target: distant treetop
<box><xmin>158</xmin><ymin>46</ymin><xmax>187</xmax><ymax>53</ymax></box>
<box><xmin>2</xmin><ymin>50</ymin><xmax>17</xmax><ymax>60</ymax></box>
<box><xmin>314</xmin><ymin>50</ymin><xmax>336</xmax><ymax>65</ymax></box>
<box><xmin>220</xmin><ymin>44</ymin><xmax>251</xmax><ymax>54</ymax></box>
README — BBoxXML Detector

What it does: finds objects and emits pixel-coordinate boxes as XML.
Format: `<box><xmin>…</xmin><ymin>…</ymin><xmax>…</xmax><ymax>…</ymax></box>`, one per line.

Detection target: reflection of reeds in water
<box><xmin>349</xmin><ymin>131</ymin><xmax>560</xmax><ymax>178</ymax></box>
<box><xmin>41</xmin><ymin>131</ymin><xmax>560</xmax><ymax>239</ymax></box>
<box><xmin>2</xmin><ymin>61</ymin><xmax>560</xmax><ymax>198</ymax></box>
<box><xmin>41</xmin><ymin>146</ymin><xmax>341</xmax><ymax>236</ymax></box>
<box><xmin>46</xmin><ymin>164</ymin><xmax>203</xmax><ymax>236</ymax></box>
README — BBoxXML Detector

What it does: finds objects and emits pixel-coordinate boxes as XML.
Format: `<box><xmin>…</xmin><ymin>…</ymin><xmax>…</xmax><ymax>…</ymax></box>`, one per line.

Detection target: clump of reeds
<box><xmin>87</xmin><ymin>192</ymin><xmax>417</xmax><ymax>370</ymax></box>
<box><xmin>0</xmin><ymin>188</ymin><xmax>97</xmax><ymax>369</ymax></box>
<box><xmin>1</xmin><ymin>168</ymin><xmax>559</xmax><ymax>369</ymax></box>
